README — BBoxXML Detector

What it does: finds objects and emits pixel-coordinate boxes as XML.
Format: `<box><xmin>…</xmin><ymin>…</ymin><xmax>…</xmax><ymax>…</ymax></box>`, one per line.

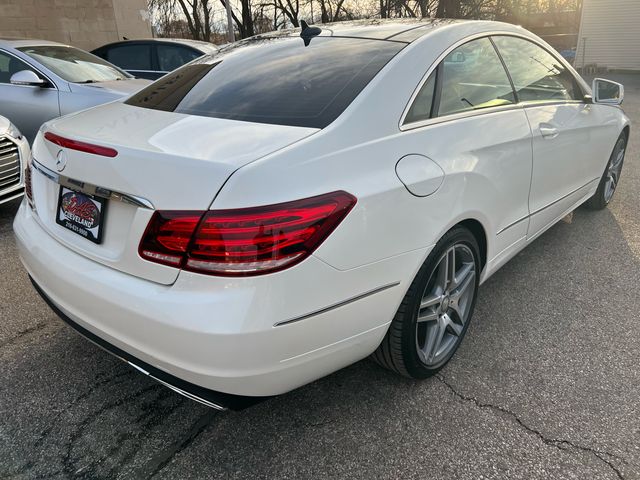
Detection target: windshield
<box><xmin>18</xmin><ymin>45</ymin><xmax>130</xmax><ymax>83</ymax></box>
<box><xmin>126</xmin><ymin>37</ymin><xmax>404</xmax><ymax>129</ymax></box>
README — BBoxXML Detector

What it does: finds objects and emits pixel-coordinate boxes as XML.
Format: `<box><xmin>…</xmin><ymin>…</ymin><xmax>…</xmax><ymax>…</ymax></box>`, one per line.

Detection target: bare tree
<box><xmin>149</xmin><ymin>0</ymin><xmax>214</xmax><ymax>40</ymax></box>
<box><xmin>176</xmin><ymin>0</ymin><xmax>213</xmax><ymax>40</ymax></box>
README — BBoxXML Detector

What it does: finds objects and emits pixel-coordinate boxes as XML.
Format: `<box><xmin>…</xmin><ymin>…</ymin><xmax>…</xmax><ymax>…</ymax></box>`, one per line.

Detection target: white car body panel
<box><xmin>13</xmin><ymin>20</ymin><xmax>631</xmax><ymax>403</ymax></box>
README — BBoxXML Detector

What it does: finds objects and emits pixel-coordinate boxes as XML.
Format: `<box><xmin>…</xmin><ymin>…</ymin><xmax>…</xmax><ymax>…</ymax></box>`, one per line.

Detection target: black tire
<box><xmin>585</xmin><ymin>132</ymin><xmax>628</xmax><ymax>210</ymax></box>
<box><xmin>372</xmin><ymin>226</ymin><xmax>480</xmax><ymax>378</ymax></box>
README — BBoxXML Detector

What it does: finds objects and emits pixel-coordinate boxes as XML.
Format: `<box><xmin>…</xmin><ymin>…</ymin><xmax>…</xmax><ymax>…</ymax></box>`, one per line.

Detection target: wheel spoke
<box><xmin>420</xmin><ymin>294</ymin><xmax>441</xmax><ymax>309</ymax></box>
<box><xmin>443</xmin><ymin>312</ymin><xmax>463</xmax><ymax>336</ymax></box>
<box><xmin>424</xmin><ymin>316</ymin><xmax>447</xmax><ymax>362</ymax></box>
<box><xmin>451</xmin><ymin>261</ymin><xmax>473</xmax><ymax>291</ymax></box>
<box><xmin>612</xmin><ymin>149</ymin><xmax>625</xmax><ymax>170</ymax></box>
<box><xmin>449</xmin><ymin>301</ymin><xmax>464</xmax><ymax>326</ymax></box>
<box><xmin>417</xmin><ymin>309</ymin><xmax>438</xmax><ymax>323</ymax></box>
<box><xmin>434</xmin><ymin>253</ymin><xmax>448</xmax><ymax>292</ymax></box>
<box><xmin>450</xmin><ymin>268</ymin><xmax>475</xmax><ymax>302</ymax></box>
<box><xmin>446</xmin><ymin>248</ymin><xmax>456</xmax><ymax>290</ymax></box>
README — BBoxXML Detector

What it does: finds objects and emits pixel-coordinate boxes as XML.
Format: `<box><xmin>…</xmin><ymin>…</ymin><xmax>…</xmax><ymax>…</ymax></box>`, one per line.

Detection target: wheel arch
<box><xmin>455</xmin><ymin>218</ymin><xmax>488</xmax><ymax>272</ymax></box>
<box><xmin>622</xmin><ymin>124</ymin><xmax>630</xmax><ymax>141</ymax></box>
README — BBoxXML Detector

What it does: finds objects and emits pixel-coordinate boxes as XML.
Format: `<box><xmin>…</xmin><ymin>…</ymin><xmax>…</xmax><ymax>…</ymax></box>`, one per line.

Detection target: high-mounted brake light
<box><xmin>44</xmin><ymin>131</ymin><xmax>118</xmax><ymax>158</ymax></box>
<box><xmin>139</xmin><ymin>191</ymin><xmax>357</xmax><ymax>276</ymax></box>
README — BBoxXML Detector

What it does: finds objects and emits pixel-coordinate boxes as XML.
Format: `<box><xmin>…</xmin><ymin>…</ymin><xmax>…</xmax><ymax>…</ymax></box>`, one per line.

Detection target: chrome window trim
<box><xmin>401</xmin><ymin>103</ymin><xmax>524</xmax><ymax>131</ymax></box>
<box><xmin>0</xmin><ymin>48</ymin><xmax>59</xmax><ymax>90</ymax></box>
<box><xmin>31</xmin><ymin>157</ymin><xmax>155</xmax><ymax>209</ymax></box>
<box><xmin>399</xmin><ymin>31</ymin><xmax>586</xmax><ymax>132</ymax></box>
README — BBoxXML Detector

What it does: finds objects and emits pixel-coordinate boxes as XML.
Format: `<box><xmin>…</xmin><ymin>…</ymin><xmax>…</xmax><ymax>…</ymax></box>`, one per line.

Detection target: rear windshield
<box><xmin>125</xmin><ymin>37</ymin><xmax>404</xmax><ymax>129</ymax></box>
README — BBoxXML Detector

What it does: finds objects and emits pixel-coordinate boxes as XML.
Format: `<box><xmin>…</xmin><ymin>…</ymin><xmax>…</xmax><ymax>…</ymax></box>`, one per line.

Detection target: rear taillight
<box><xmin>139</xmin><ymin>211</ymin><xmax>202</xmax><ymax>267</ymax></box>
<box><xmin>44</xmin><ymin>131</ymin><xmax>118</xmax><ymax>158</ymax></box>
<box><xmin>139</xmin><ymin>191</ymin><xmax>356</xmax><ymax>276</ymax></box>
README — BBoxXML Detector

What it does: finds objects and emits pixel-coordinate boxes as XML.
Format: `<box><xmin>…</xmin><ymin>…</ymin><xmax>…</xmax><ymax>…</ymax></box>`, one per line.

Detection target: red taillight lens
<box><xmin>139</xmin><ymin>211</ymin><xmax>202</xmax><ymax>267</ymax></box>
<box><xmin>138</xmin><ymin>191</ymin><xmax>357</xmax><ymax>276</ymax></box>
<box><xmin>44</xmin><ymin>131</ymin><xmax>118</xmax><ymax>158</ymax></box>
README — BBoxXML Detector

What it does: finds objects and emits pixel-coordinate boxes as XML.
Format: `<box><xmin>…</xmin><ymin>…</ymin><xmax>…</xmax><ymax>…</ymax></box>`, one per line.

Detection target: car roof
<box><xmin>209</xmin><ymin>19</ymin><xmax>527</xmax><ymax>60</ymax></box>
<box><xmin>231</xmin><ymin>19</ymin><xmax>525</xmax><ymax>46</ymax></box>
<box><xmin>0</xmin><ymin>38</ymin><xmax>74</xmax><ymax>49</ymax></box>
<box><xmin>300</xmin><ymin>18</ymin><xmax>462</xmax><ymax>41</ymax></box>
<box><xmin>92</xmin><ymin>38</ymin><xmax>218</xmax><ymax>54</ymax></box>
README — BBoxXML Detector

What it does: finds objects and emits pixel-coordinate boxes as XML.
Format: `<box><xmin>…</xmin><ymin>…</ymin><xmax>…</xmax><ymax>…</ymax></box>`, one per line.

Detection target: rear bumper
<box><xmin>14</xmin><ymin>199</ymin><xmax>427</xmax><ymax>399</ymax></box>
<box><xmin>30</xmin><ymin>277</ymin><xmax>262</xmax><ymax>411</ymax></box>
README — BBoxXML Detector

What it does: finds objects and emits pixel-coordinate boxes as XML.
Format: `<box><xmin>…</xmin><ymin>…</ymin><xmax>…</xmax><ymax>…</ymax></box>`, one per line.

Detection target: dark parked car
<box><xmin>91</xmin><ymin>39</ymin><xmax>218</xmax><ymax>80</ymax></box>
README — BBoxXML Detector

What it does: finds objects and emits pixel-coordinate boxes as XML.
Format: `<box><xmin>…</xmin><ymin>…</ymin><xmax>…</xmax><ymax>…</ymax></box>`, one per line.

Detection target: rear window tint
<box><xmin>126</xmin><ymin>37</ymin><xmax>404</xmax><ymax>129</ymax></box>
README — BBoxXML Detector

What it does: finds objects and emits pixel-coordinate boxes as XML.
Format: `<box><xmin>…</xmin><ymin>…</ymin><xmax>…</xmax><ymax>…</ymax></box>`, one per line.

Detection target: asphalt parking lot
<box><xmin>1</xmin><ymin>73</ymin><xmax>639</xmax><ymax>480</ymax></box>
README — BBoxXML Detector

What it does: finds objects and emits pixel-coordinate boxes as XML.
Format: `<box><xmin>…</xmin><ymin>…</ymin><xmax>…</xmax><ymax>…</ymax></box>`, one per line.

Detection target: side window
<box><xmin>0</xmin><ymin>51</ymin><xmax>37</xmax><ymax>84</ymax></box>
<box><xmin>437</xmin><ymin>38</ymin><xmax>515</xmax><ymax>117</ymax></box>
<box><xmin>106</xmin><ymin>44</ymin><xmax>152</xmax><ymax>71</ymax></box>
<box><xmin>405</xmin><ymin>72</ymin><xmax>436</xmax><ymax>124</ymax></box>
<box><xmin>156</xmin><ymin>44</ymin><xmax>201</xmax><ymax>72</ymax></box>
<box><xmin>492</xmin><ymin>36</ymin><xmax>582</xmax><ymax>102</ymax></box>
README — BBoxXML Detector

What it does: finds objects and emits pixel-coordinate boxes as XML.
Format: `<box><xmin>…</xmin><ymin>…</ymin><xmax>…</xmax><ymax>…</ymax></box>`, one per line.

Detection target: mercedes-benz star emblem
<box><xmin>55</xmin><ymin>150</ymin><xmax>67</xmax><ymax>172</ymax></box>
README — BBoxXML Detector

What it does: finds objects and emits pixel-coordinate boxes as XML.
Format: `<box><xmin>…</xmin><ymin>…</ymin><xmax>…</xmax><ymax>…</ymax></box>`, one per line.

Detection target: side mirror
<box><xmin>10</xmin><ymin>70</ymin><xmax>46</xmax><ymax>87</ymax></box>
<box><xmin>592</xmin><ymin>78</ymin><xmax>624</xmax><ymax>105</ymax></box>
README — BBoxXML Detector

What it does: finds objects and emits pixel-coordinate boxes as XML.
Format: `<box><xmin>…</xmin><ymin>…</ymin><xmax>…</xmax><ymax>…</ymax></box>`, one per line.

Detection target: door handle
<box><xmin>539</xmin><ymin>124</ymin><xmax>559</xmax><ymax>139</ymax></box>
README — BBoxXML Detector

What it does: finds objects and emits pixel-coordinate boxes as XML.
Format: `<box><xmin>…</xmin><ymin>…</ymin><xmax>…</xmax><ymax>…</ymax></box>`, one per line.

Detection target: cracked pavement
<box><xmin>1</xmin><ymin>73</ymin><xmax>639</xmax><ymax>479</ymax></box>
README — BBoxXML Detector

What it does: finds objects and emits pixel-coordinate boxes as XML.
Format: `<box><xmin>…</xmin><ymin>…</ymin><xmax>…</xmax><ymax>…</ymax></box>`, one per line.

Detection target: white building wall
<box><xmin>575</xmin><ymin>0</ymin><xmax>640</xmax><ymax>71</ymax></box>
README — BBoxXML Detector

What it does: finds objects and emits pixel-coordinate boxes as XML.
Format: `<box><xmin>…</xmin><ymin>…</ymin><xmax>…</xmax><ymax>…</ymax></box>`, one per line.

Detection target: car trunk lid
<box><xmin>29</xmin><ymin>102</ymin><xmax>318</xmax><ymax>285</ymax></box>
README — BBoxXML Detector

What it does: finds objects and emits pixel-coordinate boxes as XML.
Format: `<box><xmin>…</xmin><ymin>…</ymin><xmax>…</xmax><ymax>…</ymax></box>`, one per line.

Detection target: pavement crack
<box><xmin>0</xmin><ymin>321</ymin><xmax>50</xmax><ymax>349</ymax></box>
<box><xmin>436</xmin><ymin>374</ymin><xmax>626</xmax><ymax>480</ymax></box>
<box><xmin>143</xmin><ymin>409</ymin><xmax>218</xmax><ymax>478</ymax></box>
<box><xmin>34</xmin><ymin>369</ymin><xmax>133</xmax><ymax>449</ymax></box>
<box><xmin>61</xmin><ymin>384</ymin><xmax>160</xmax><ymax>477</ymax></box>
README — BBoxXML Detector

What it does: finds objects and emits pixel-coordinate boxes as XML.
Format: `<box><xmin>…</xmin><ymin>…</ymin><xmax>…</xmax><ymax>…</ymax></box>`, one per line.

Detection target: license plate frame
<box><xmin>56</xmin><ymin>186</ymin><xmax>107</xmax><ymax>244</ymax></box>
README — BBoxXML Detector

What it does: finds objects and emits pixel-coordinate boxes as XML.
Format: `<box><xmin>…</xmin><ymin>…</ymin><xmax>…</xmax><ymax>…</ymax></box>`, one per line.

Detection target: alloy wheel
<box><xmin>604</xmin><ymin>137</ymin><xmax>626</xmax><ymax>203</ymax></box>
<box><xmin>416</xmin><ymin>244</ymin><xmax>476</xmax><ymax>367</ymax></box>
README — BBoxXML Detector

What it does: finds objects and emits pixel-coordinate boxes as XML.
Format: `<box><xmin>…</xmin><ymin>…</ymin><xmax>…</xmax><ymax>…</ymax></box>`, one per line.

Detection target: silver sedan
<box><xmin>0</xmin><ymin>39</ymin><xmax>151</xmax><ymax>144</ymax></box>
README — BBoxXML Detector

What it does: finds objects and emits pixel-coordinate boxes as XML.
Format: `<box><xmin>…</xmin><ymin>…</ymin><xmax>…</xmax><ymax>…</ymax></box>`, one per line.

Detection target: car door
<box><xmin>0</xmin><ymin>49</ymin><xmax>60</xmax><ymax>143</ymax></box>
<box><xmin>401</xmin><ymin>37</ymin><xmax>533</xmax><ymax>272</ymax></box>
<box><xmin>492</xmin><ymin>36</ymin><xmax>617</xmax><ymax>239</ymax></box>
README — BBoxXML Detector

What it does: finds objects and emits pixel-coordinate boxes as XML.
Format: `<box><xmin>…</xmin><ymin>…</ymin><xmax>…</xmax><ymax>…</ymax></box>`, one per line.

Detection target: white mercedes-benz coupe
<box><xmin>14</xmin><ymin>20</ymin><xmax>630</xmax><ymax>410</ymax></box>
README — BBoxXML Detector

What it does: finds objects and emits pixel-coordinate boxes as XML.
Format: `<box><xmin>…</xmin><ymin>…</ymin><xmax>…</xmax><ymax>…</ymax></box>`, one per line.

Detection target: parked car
<box><xmin>91</xmin><ymin>39</ymin><xmax>218</xmax><ymax>80</ymax></box>
<box><xmin>0</xmin><ymin>115</ymin><xmax>29</xmax><ymax>205</ymax></box>
<box><xmin>560</xmin><ymin>47</ymin><xmax>577</xmax><ymax>65</ymax></box>
<box><xmin>0</xmin><ymin>39</ymin><xmax>151</xmax><ymax>144</ymax></box>
<box><xmin>14</xmin><ymin>20</ymin><xmax>629</xmax><ymax>410</ymax></box>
